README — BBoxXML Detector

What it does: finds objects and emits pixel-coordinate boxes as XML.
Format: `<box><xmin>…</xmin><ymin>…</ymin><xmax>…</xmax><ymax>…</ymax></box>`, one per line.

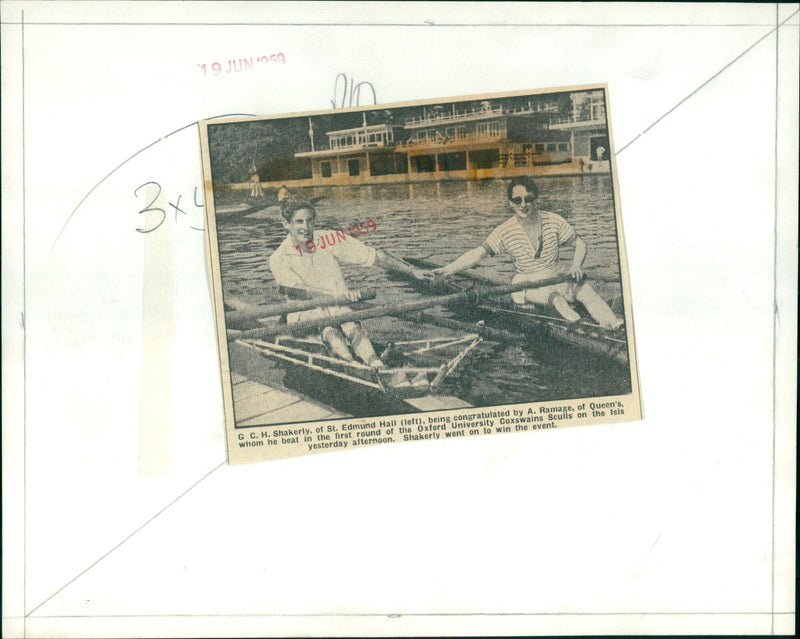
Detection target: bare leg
<box><xmin>341</xmin><ymin>322</ymin><xmax>383</xmax><ymax>368</ymax></box>
<box><xmin>550</xmin><ymin>293</ymin><xmax>582</xmax><ymax>323</ymax></box>
<box><xmin>321</xmin><ymin>326</ymin><xmax>356</xmax><ymax>361</ymax></box>
<box><xmin>523</xmin><ymin>287</ymin><xmax>581</xmax><ymax>322</ymax></box>
<box><xmin>575</xmin><ymin>283</ymin><xmax>624</xmax><ymax>329</ymax></box>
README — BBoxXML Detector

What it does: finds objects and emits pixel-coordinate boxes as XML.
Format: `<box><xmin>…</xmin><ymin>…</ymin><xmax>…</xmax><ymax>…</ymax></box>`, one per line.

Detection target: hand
<box><xmin>410</xmin><ymin>268</ymin><xmax>430</xmax><ymax>282</ymax></box>
<box><xmin>424</xmin><ymin>267</ymin><xmax>450</xmax><ymax>282</ymax></box>
<box><xmin>568</xmin><ymin>265</ymin><xmax>584</xmax><ymax>281</ymax></box>
<box><xmin>346</xmin><ymin>290</ymin><xmax>362</xmax><ymax>302</ymax></box>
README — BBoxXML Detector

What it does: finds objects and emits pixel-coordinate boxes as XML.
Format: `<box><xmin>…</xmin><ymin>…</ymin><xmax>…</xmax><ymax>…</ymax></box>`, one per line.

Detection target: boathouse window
<box><xmin>370</xmin><ymin>153</ymin><xmax>407</xmax><ymax>176</ymax></box>
<box><xmin>558</xmin><ymin>143</ymin><xmax>568</xmax><ymax>152</ymax></box>
<box><xmin>470</xmin><ymin>148</ymin><xmax>500</xmax><ymax>169</ymax></box>
<box><xmin>348</xmin><ymin>159</ymin><xmax>360</xmax><ymax>176</ymax></box>
<box><xmin>412</xmin><ymin>155</ymin><xmax>436</xmax><ymax>173</ymax></box>
<box><xmin>444</xmin><ymin>126</ymin><xmax>466</xmax><ymax>141</ymax></box>
<box><xmin>320</xmin><ymin>162</ymin><xmax>332</xmax><ymax>178</ymax></box>
<box><xmin>547</xmin><ymin>143</ymin><xmax>557</xmax><ymax>151</ymax></box>
<box><xmin>535</xmin><ymin>144</ymin><xmax>545</xmax><ymax>153</ymax></box>
<box><xmin>438</xmin><ymin>152</ymin><xmax>466</xmax><ymax>172</ymax></box>
<box><xmin>477</xmin><ymin>121</ymin><xmax>502</xmax><ymax>138</ymax></box>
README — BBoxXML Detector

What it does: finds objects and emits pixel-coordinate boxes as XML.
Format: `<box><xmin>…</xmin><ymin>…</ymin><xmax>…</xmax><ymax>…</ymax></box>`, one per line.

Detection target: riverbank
<box><xmin>216</xmin><ymin>160</ymin><xmax>610</xmax><ymax>192</ymax></box>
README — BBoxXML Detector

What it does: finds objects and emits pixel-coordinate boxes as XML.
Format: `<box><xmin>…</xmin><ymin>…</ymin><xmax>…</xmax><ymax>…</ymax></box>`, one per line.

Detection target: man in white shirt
<box><xmin>270</xmin><ymin>198</ymin><xmax>427</xmax><ymax>366</ymax></box>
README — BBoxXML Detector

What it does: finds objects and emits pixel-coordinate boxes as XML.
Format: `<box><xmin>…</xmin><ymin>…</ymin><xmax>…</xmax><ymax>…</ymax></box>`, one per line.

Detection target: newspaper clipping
<box><xmin>199</xmin><ymin>85</ymin><xmax>642</xmax><ymax>463</ymax></box>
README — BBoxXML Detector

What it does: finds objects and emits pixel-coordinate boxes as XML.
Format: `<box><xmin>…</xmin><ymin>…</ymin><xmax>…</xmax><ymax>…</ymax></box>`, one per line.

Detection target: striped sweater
<box><xmin>483</xmin><ymin>212</ymin><xmax>576</xmax><ymax>274</ymax></box>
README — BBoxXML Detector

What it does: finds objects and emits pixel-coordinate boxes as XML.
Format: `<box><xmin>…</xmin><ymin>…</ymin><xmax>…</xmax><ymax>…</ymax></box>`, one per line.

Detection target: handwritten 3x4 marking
<box><xmin>134</xmin><ymin>181</ymin><xmax>205</xmax><ymax>233</ymax></box>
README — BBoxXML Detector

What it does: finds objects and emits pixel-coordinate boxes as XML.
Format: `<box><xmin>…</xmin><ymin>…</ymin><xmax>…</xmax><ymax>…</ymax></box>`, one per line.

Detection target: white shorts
<box><xmin>510</xmin><ymin>271</ymin><xmax>578</xmax><ymax>305</ymax></box>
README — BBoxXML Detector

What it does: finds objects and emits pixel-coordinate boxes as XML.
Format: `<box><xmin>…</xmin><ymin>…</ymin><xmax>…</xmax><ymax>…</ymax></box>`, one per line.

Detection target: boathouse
<box><xmin>549</xmin><ymin>91</ymin><xmax>610</xmax><ymax>163</ymax></box>
<box><xmin>220</xmin><ymin>94</ymin><xmax>612</xmax><ymax>191</ymax></box>
<box><xmin>400</xmin><ymin>105</ymin><xmax>573</xmax><ymax>175</ymax></box>
<box><xmin>294</xmin><ymin>102</ymin><xmax>575</xmax><ymax>186</ymax></box>
<box><xmin>295</xmin><ymin>122</ymin><xmax>409</xmax><ymax>185</ymax></box>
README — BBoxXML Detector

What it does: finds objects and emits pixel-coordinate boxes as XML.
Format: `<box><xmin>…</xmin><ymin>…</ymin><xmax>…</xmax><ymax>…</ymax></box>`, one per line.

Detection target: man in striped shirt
<box><xmin>430</xmin><ymin>176</ymin><xmax>623</xmax><ymax>329</ymax></box>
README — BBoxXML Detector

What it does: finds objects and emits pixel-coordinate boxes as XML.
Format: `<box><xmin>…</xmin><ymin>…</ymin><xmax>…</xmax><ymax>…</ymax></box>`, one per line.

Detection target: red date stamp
<box><xmin>294</xmin><ymin>219</ymin><xmax>377</xmax><ymax>256</ymax></box>
<box><xmin>198</xmin><ymin>54</ymin><xmax>286</xmax><ymax>77</ymax></box>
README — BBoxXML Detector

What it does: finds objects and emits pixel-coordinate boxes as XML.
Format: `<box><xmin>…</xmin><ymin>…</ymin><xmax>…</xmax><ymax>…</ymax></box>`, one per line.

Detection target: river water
<box><xmin>216</xmin><ymin>175</ymin><xmax>632</xmax><ymax>409</ymax></box>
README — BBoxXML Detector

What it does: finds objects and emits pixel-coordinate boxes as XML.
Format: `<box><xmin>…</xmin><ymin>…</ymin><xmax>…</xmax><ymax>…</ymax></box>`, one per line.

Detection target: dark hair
<box><xmin>506</xmin><ymin>176</ymin><xmax>539</xmax><ymax>201</ymax></box>
<box><xmin>280</xmin><ymin>198</ymin><xmax>316</xmax><ymax>223</ymax></box>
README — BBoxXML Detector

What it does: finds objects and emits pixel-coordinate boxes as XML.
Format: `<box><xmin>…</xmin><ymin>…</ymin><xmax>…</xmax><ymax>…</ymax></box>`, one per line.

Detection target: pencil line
<box><xmin>49</xmin><ymin>113</ymin><xmax>255</xmax><ymax>253</ymax></box>
<box><xmin>0</xmin><ymin>21</ymin><xmax>790</xmax><ymax>27</ymax></box>
<box><xmin>22</xmin><ymin>9</ymin><xmax>27</xmax><ymax>639</ymax></box>
<box><xmin>25</xmin><ymin>461</ymin><xmax>226</xmax><ymax>617</ymax></box>
<box><xmin>25</xmin><ymin>611</ymin><xmax>794</xmax><ymax>619</ymax></box>
<box><xmin>770</xmin><ymin>3</ymin><xmax>778</xmax><ymax>635</ymax></box>
<box><xmin>616</xmin><ymin>9</ymin><xmax>799</xmax><ymax>155</ymax></box>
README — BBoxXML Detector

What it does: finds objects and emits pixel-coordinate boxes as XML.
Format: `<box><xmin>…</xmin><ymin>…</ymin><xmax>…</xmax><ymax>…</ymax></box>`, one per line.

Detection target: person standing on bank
<box><xmin>429</xmin><ymin>176</ymin><xmax>623</xmax><ymax>330</ymax></box>
<box><xmin>270</xmin><ymin>198</ymin><xmax>428</xmax><ymax>367</ymax></box>
<box><xmin>249</xmin><ymin>161</ymin><xmax>264</xmax><ymax>199</ymax></box>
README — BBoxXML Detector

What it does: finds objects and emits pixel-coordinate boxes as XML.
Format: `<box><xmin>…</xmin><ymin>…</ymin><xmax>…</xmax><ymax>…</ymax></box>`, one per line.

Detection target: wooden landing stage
<box><xmin>230</xmin><ymin>372</ymin><xmax>348</xmax><ymax>427</ymax></box>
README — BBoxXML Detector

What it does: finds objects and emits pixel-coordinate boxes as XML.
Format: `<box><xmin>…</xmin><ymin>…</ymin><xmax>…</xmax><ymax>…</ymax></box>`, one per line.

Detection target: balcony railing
<box><xmin>404</xmin><ymin>103</ymin><xmax>561</xmax><ymax>128</ymax></box>
<box><xmin>329</xmin><ymin>140</ymin><xmax>389</xmax><ymax>152</ymax></box>
<box><xmin>549</xmin><ymin>113</ymin><xmax>606</xmax><ymax>127</ymax></box>
<box><xmin>397</xmin><ymin>130</ymin><xmax>505</xmax><ymax>148</ymax></box>
<box><xmin>404</xmin><ymin>105</ymin><xmax>504</xmax><ymax>128</ymax></box>
<box><xmin>498</xmin><ymin>150</ymin><xmax>572</xmax><ymax>167</ymax></box>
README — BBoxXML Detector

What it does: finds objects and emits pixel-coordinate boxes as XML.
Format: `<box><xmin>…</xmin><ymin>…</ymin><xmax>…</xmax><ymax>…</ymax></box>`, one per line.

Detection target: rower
<box><xmin>428</xmin><ymin>176</ymin><xmax>623</xmax><ymax>330</ymax></box>
<box><xmin>269</xmin><ymin>197</ymin><xmax>428</xmax><ymax>368</ymax></box>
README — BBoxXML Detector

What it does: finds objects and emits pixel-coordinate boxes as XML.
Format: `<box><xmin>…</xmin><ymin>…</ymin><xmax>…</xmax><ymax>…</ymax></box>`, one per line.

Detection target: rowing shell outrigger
<box><xmin>226</xmin><ymin>290</ymin><xmax>485</xmax><ymax>416</ymax></box>
<box><xmin>224</xmin><ymin>264</ymin><xmax>628</xmax><ymax>420</ymax></box>
<box><xmin>393</xmin><ymin>256</ymin><xmax>630</xmax><ymax>365</ymax></box>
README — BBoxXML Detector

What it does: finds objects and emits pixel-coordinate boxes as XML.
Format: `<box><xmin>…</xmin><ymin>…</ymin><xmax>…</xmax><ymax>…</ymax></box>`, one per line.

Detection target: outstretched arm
<box><xmin>433</xmin><ymin>245</ymin><xmax>489</xmax><ymax>277</ymax></box>
<box><xmin>374</xmin><ymin>249</ymin><xmax>428</xmax><ymax>280</ymax></box>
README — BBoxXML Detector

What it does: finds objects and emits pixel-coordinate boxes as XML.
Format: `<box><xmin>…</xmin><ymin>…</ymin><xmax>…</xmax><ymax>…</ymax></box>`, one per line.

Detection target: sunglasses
<box><xmin>510</xmin><ymin>196</ymin><xmax>535</xmax><ymax>205</ymax></box>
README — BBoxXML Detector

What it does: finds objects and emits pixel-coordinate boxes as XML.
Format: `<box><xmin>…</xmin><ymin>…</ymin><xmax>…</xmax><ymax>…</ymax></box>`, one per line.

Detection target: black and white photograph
<box><xmin>200</xmin><ymin>86</ymin><xmax>642</xmax><ymax>462</ymax></box>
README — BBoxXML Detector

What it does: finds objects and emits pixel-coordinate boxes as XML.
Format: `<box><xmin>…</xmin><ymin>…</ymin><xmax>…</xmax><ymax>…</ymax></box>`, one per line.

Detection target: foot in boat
<box><xmin>410</xmin><ymin>372</ymin><xmax>430</xmax><ymax>388</ymax></box>
<box><xmin>368</xmin><ymin>357</ymin><xmax>387</xmax><ymax>369</ymax></box>
<box><xmin>600</xmin><ymin>318</ymin><xmax>625</xmax><ymax>331</ymax></box>
<box><xmin>386</xmin><ymin>371</ymin><xmax>411</xmax><ymax>388</ymax></box>
<box><xmin>550</xmin><ymin>294</ymin><xmax>582</xmax><ymax>324</ymax></box>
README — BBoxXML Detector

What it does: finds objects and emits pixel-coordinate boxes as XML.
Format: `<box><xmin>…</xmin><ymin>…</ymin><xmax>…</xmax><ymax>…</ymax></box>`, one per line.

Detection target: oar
<box><xmin>225</xmin><ymin>289</ymin><xmax>377</xmax><ymax>323</ymax></box>
<box><xmin>402</xmin><ymin>311</ymin><xmax>526</xmax><ymax>342</ymax></box>
<box><xmin>229</xmin><ymin>274</ymin><xmax>574</xmax><ymax>341</ymax></box>
<box><xmin>403</xmin><ymin>255</ymin><xmax>620</xmax><ymax>285</ymax></box>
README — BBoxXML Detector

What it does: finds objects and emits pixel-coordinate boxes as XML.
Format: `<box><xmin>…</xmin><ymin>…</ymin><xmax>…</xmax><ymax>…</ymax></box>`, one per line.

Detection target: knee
<box><xmin>321</xmin><ymin>326</ymin><xmax>342</xmax><ymax>342</ymax></box>
<box><xmin>547</xmin><ymin>291</ymin><xmax>564</xmax><ymax>305</ymax></box>
<box><xmin>574</xmin><ymin>282</ymin><xmax>592</xmax><ymax>296</ymax></box>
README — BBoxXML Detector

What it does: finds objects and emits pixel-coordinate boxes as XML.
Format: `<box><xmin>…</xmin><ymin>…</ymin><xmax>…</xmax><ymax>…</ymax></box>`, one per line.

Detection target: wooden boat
<box><xmin>397</xmin><ymin>257</ymin><xmax>629</xmax><ymax>365</ymax></box>
<box><xmin>225</xmin><ymin>287</ymin><xmax>489</xmax><ymax>415</ymax></box>
<box><xmin>223</xmin><ymin>269</ymin><xmax>627</xmax><ymax>419</ymax></box>
<box><xmin>215</xmin><ymin>191</ymin><xmax>325</xmax><ymax>221</ymax></box>
<box><xmin>214</xmin><ymin>201</ymin><xmax>269</xmax><ymax>220</ymax></box>
<box><xmin>230</xmin><ymin>331</ymin><xmax>480</xmax><ymax>415</ymax></box>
